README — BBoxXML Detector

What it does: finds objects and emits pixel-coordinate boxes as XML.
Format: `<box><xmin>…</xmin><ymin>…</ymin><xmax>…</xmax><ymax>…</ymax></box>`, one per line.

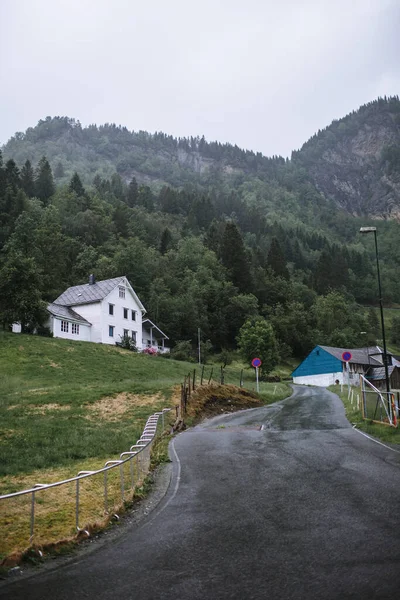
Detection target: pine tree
<box><xmin>313</xmin><ymin>249</ymin><xmax>334</xmax><ymax>294</ymax></box>
<box><xmin>267</xmin><ymin>237</ymin><xmax>290</xmax><ymax>280</ymax></box>
<box><xmin>220</xmin><ymin>222</ymin><xmax>253</xmax><ymax>293</ymax></box>
<box><xmin>127</xmin><ymin>176</ymin><xmax>139</xmax><ymax>207</ymax></box>
<box><xmin>160</xmin><ymin>228</ymin><xmax>173</xmax><ymax>254</ymax></box>
<box><xmin>5</xmin><ymin>159</ymin><xmax>21</xmax><ymax>190</ymax></box>
<box><xmin>20</xmin><ymin>160</ymin><xmax>35</xmax><ymax>197</ymax></box>
<box><xmin>35</xmin><ymin>156</ymin><xmax>55</xmax><ymax>203</ymax></box>
<box><xmin>69</xmin><ymin>172</ymin><xmax>86</xmax><ymax>197</ymax></box>
<box><xmin>54</xmin><ymin>161</ymin><xmax>65</xmax><ymax>179</ymax></box>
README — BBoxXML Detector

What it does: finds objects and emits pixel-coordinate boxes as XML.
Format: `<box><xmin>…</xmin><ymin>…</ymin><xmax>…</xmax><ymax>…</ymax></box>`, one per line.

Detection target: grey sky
<box><xmin>1</xmin><ymin>0</ymin><xmax>399</xmax><ymax>157</ymax></box>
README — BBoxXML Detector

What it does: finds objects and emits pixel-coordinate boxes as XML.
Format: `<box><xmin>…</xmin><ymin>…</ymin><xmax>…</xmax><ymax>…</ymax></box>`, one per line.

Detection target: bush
<box><xmin>170</xmin><ymin>340</ymin><xmax>194</xmax><ymax>362</ymax></box>
<box><xmin>37</xmin><ymin>326</ymin><xmax>53</xmax><ymax>338</ymax></box>
<box><xmin>142</xmin><ymin>347</ymin><xmax>157</xmax><ymax>356</ymax></box>
<box><xmin>118</xmin><ymin>333</ymin><xmax>138</xmax><ymax>352</ymax></box>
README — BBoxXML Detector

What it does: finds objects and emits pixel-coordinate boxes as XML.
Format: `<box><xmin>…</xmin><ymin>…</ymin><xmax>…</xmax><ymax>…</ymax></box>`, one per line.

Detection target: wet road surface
<box><xmin>2</xmin><ymin>385</ymin><xmax>400</xmax><ymax>599</ymax></box>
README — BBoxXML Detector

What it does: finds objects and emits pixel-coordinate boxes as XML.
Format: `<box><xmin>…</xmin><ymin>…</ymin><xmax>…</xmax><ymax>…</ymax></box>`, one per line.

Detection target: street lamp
<box><xmin>359</xmin><ymin>227</ymin><xmax>391</xmax><ymax>408</ymax></box>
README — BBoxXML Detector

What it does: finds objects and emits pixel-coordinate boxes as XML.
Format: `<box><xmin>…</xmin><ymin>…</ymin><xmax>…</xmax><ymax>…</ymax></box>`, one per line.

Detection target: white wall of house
<box><xmin>71</xmin><ymin>302</ymin><xmax>103</xmax><ymax>343</ymax></box>
<box><xmin>293</xmin><ymin>372</ymin><xmax>344</xmax><ymax>387</ymax></box>
<box><xmin>50</xmin><ymin>316</ymin><xmax>91</xmax><ymax>342</ymax></box>
<box><xmin>99</xmin><ymin>285</ymin><xmax>143</xmax><ymax>346</ymax></box>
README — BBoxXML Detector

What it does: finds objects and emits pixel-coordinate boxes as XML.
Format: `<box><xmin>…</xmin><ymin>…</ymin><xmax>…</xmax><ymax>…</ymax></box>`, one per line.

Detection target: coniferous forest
<box><xmin>1</xmin><ymin>97</ymin><xmax>400</xmax><ymax>368</ymax></box>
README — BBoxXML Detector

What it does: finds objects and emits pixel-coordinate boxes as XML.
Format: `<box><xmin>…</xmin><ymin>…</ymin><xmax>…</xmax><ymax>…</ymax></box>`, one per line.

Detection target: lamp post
<box><xmin>359</xmin><ymin>227</ymin><xmax>391</xmax><ymax>412</ymax></box>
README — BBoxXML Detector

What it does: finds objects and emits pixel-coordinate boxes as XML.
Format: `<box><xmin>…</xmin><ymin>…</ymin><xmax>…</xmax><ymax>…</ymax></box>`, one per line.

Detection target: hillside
<box><xmin>293</xmin><ymin>96</ymin><xmax>400</xmax><ymax>218</ymax></box>
<box><xmin>2</xmin><ymin>116</ymin><xmax>286</xmax><ymax>190</ymax></box>
<box><xmin>1</xmin><ymin>98</ymin><xmax>400</xmax><ymax>360</ymax></box>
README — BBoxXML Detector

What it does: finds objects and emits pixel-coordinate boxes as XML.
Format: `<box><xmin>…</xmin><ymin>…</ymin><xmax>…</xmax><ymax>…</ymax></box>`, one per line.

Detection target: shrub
<box><xmin>142</xmin><ymin>347</ymin><xmax>158</xmax><ymax>356</ymax></box>
<box><xmin>170</xmin><ymin>340</ymin><xmax>194</xmax><ymax>362</ymax></box>
<box><xmin>118</xmin><ymin>333</ymin><xmax>138</xmax><ymax>352</ymax></box>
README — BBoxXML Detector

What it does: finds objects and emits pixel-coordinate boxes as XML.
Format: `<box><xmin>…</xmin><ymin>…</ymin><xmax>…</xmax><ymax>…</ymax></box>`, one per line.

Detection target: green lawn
<box><xmin>0</xmin><ymin>332</ymin><xmax>291</xmax><ymax>478</ymax></box>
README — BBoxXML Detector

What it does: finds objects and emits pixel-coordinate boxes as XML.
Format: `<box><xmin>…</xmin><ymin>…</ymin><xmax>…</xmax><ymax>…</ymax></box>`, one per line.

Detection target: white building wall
<box><xmin>293</xmin><ymin>372</ymin><xmax>344</xmax><ymax>387</ymax></box>
<box><xmin>52</xmin><ymin>317</ymin><xmax>91</xmax><ymax>342</ymax></box>
<box><xmin>71</xmin><ymin>302</ymin><xmax>102</xmax><ymax>343</ymax></box>
<box><xmin>99</xmin><ymin>285</ymin><xmax>143</xmax><ymax>346</ymax></box>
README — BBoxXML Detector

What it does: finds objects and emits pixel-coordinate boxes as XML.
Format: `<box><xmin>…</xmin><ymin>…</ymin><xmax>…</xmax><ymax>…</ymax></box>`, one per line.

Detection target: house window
<box><xmin>131</xmin><ymin>331</ymin><xmax>136</xmax><ymax>342</ymax></box>
<box><xmin>119</xmin><ymin>286</ymin><xmax>125</xmax><ymax>299</ymax></box>
<box><xmin>61</xmin><ymin>320</ymin><xmax>69</xmax><ymax>333</ymax></box>
<box><xmin>109</xmin><ymin>304</ymin><xmax>114</xmax><ymax>316</ymax></box>
<box><xmin>123</xmin><ymin>329</ymin><xmax>129</xmax><ymax>337</ymax></box>
<box><xmin>109</xmin><ymin>325</ymin><xmax>114</xmax><ymax>337</ymax></box>
<box><xmin>123</xmin><ymin>308</ymin><xmax>128</xmax><ymax>319</ymax></box>
<box><xmin>131</xmin><ymin>310</ymin><xmax>136</xmax><ymax>321</ymax></box>
<box><xmin>72</xmin><ymin>323</ymin><xmax>79</xmax><ymax>335</ymax></box>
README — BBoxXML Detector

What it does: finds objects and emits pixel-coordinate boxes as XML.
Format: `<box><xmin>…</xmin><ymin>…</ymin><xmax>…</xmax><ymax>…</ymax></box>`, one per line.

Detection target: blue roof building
<box><xmin>292</xmin><ymin>345</ymin><xmax>385</xmax><ymax>387</ymax></box>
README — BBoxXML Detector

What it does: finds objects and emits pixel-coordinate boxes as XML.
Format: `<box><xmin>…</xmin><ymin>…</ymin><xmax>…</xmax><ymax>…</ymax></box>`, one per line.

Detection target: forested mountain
<box><xmin>293</xmin><ymin>96</ymin><xmax>400</xmax><ymax>218</ymax></box>
<box><xmin>1</xmin><ymin>97</ymin><xmax>400</xmax><ymax>364</ymax></box>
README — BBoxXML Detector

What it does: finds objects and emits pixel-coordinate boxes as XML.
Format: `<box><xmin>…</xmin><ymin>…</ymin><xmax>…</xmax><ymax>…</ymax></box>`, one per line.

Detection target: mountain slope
<box><xmin>293</xmin><ymin>96</ymin><xmax>400</xmax><ymax>219</ymax></box>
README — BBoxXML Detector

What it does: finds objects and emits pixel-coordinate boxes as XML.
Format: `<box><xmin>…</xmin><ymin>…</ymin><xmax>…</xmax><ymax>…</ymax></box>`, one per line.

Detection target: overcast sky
<box><xmin>1</xmin><ymin>0</ymin><xmax>399</xmax><ymax>157</ymax></box>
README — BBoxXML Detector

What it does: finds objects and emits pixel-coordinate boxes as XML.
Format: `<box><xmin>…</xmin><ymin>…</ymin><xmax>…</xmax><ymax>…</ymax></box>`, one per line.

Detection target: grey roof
<box><xmin>53</xmin><ymin>277</ymin><xmax>145</xmax><ymax>312</ymax></box>
<box><xmin>47</xmin><ymin>303</ymin><xmax>92</xmax><ymax>325</ymax></box>
<box><xmin>367</xmin><ymin>365</ymin><xmax>397</xmax><ymax>380</ymax></box>
<box><xmin>54</xmin><ymin>277</ymin><xmax>125</xmax><ymax>306</ymax></box>
<box><xmin>142</xmin><ymin>318</ymin><xmax>169</xmax><ymax>339</ymax></box>
<box><xmin>320</xmin><ymin>345</ymin><xmax>384</xmax><ymax>366</ymax></box>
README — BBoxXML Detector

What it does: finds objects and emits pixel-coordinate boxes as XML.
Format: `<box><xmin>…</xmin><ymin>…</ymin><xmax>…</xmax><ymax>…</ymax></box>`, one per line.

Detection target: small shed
<box><xmin>366</xmin><ymin>365</ymin><xmax>400</xmax><ymax>391</ymax></box>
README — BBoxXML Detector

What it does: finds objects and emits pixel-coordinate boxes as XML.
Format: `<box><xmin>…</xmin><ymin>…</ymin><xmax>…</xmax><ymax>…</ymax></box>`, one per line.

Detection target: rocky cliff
<box><xmin>293</xmin><ymin>97</ymin><xmax>400</xmax><ymax>219</ymax></box>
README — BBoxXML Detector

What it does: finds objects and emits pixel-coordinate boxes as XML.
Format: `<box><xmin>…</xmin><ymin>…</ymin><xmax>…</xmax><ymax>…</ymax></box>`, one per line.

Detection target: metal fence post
<box><xmin>120</xmin><ymin>464</ymin><xmax>124</xmax><ymax>502</ymax></box>
<box><xmin>30</xmin><ymin>491</ymin><xmax>35</xmax><ymax>541</ymax></box>
<box><xmin>76</xmin><ymin>479</ymin><xmax>80</xmax><ymax>530</ymax></box>
<box><xmin>104</xmin><ymin>470</ymin><xmax>108</xmax><ymax>513</ymax></box>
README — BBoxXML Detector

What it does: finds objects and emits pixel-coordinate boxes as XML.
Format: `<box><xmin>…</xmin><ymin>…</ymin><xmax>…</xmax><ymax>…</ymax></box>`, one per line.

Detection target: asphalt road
<box><xmin>3</xmin><ymin>385</ymin><xmax>400</xmax><ymax>600</ymax></box>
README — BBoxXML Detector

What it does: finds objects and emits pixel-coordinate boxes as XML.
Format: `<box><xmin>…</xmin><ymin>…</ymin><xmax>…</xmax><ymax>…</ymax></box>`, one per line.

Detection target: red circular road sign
<box><xmin>342</xmin><ymin>351</ymin><xmax>352</xmax><ymax>362</ymax></box>
<box><xmin>252</xmin><ymin>357</ymin><xmax>262</xmax><ymax>368</ymax></box>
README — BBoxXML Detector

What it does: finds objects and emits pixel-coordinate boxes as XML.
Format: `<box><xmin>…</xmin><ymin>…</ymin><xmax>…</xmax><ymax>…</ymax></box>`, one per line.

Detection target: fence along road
<box><xmin>2</xmin><ymin>385</ymin><xmax>400</xmax><ymax>600</ymax></box>
<box><xmin>0</xmin><ymin>408</ymin><xmax>171</xmax><ymax>555</ymax></box>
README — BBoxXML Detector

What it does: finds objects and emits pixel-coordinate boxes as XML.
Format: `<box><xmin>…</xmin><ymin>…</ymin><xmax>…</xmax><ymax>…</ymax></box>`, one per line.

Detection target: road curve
<box><xmin>2</xmin><ymin>385</ymin><xmax>400</xmax><ymax>600</ymax></box>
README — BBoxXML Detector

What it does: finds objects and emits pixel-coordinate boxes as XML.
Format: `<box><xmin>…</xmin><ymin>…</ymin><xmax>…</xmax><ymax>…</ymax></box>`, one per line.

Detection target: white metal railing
<box><xmin>0</xmin><ymin>408</ymin><xmax>171</xmax><ymax>553</ymax></box>
<box><xmin>360</xmin><ymin>375</ymin><xmax>397</xmax><ymax>427</ymax></box>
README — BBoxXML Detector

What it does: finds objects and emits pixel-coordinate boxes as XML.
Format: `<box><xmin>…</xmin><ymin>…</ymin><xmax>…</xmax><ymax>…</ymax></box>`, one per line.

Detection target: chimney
<box><xmin>89</xmin><ymin>274</ymin><xmax>96</xmax><ymax>285</ymax></box>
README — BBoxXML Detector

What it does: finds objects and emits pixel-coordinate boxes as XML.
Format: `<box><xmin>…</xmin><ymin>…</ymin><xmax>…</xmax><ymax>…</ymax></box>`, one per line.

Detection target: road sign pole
<box><xmin>256</xmin><ymin>367</ymin><xmax>259</xmax><ymax>393</ymax></box>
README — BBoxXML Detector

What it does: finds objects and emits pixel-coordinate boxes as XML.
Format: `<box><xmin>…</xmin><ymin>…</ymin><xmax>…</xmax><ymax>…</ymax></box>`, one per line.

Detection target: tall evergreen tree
<box><xmin>267</xmin><ymin>237</ymin><xmax>290</xmax><ymax>280</ymax></box>
<box><xmin>54</xmin><ymin>161</ymin><xmax>65</xmax><ymax>179</ymax></box>
<box><xmin>220</xmin><ymin>222</ymin><xmax>253</xmax><ymax>293</ymax></box>
<box><xmin>160</xmin><ymin>227</ymin><xmax>173</xmax><ymax>254</ymax></box>
<box><xmin>20</xmin><ymin>160</ymin><xmax>35</xmax><ymax>197</ymax></box>
<box><xmin>5</xmin><ymin>159</ymin><xmax>21</xmax><ymax>191</ymax></box>
<box><xmin>35</xmin><ymin>156</ymin><xmax>55</xmax><ymax>203</ymax></box>
<box><xmin>69</xmin><ymin>172</ymin><xmax>86</xmax><ymax>197</ymax></box>
<box><xmin>313</xmin><ymin>249</ymin><xmax>334</xmax><ymax>294</ymax></box>
<box><xmin>127</xmin><ymin>176</ymin><xmax>139</xmax><ymax>207</ymax></box>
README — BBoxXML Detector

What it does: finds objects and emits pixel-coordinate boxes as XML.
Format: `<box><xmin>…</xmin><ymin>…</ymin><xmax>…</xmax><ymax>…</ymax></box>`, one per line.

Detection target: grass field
<box><xmin>0</xmin><ymin>331</ymin><xmax>292</xmax><ymax>559</ymax></box>
<box><xmin>0</xmin><ymin>331</ymin><xmax>291</xmax><ymax>482</ymax></box>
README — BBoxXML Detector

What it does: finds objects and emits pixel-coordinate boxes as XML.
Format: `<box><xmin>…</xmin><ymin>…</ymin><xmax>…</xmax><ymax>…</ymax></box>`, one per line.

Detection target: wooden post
<box><xmin>180</xmin><ymin>384</ymin><xmax>184</xmax><ymax>418</ymax></box>
<box><xmin>188</xmin><ymin>372</ymin><xmax>191</xmax><ymax>397</ymax></box>
<box><xmin>220</xmin><ymin>366</ymin><xmax>224</xmax><ymax>385</ymax></box>
<box><xmin>201</xmin><ymin>365</ymin><xmax>205</xmax><ymax>385</ymax></box>
<box><xmin>193</xmin><ymin>369</ymin><xmax>196</xmax><ymax>391</ymax></box>
<box><xmin>240</xmin><ymin>369</ymin><xmax>243</xmax><ymax>388</ymax></box>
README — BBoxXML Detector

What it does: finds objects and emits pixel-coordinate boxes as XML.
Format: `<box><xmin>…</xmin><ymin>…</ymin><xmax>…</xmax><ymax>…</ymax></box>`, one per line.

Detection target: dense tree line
<box><xmin>1</xmin><ymin>147</ymin><xmax>396</xmax><ymax>370</ymax></box>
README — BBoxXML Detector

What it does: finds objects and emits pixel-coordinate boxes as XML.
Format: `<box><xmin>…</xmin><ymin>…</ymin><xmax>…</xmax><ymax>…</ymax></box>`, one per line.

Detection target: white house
<box><xmin>42</xmin><ymin>275</ymin><xmax>169</xmax><ymax>352</ymax></box>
